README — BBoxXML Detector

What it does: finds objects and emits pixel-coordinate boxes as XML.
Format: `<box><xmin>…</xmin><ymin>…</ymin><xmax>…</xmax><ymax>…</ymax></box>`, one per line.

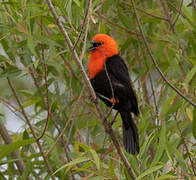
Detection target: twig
<box><xmin>97</xmin><ymin>5</ymin><xmax>103</xmax><ymax>33</ymax></box>
<box><xmin>0</xmin><ymin>118</ymin><xmax>25</xmax><ymax>175</ymax></box>
<box><xmin>123</xmin><ymin>1</ymin><xmax>168</xmax><ymax>21</ymax></box>
<box><xmin>160</xmin><ymin>0</ymin><xmax>176</xmax><ymax>34</ymax></box>
<box><xmin>172</xmin><ymin>0</ymin><xmax>184</xmax><ymax>28</ymax></box>
<box><xmin>174</xmin><ymin>113</ymin><xmax>196</xmax><ymax>176</ymax></box>
<box><xmin>0</xmin><ymin>97</ymin><xmax>22</xmax><ymax>115</ymax></box>
<box><xmin>161</xmin><ymin>0</ymin><xmax>185</xmax><ymax>75</ymax></box>
<box><xmin>192</xmin><ymin>0</ymin><xmax>196</xmax><ymax>12</ymax></box>
<box><xmin>29</xmin><ymin>68</ymin><xmax>77</xmax><ymax>179</ymax></box>
<box><xmin>141</xmin><ymin>46</ymin><xmax>159</xmax><ymax>122</ymax></box>
<box><xmin>80</xmin><ymin>0</ymin><xmax>92</xmax><ymax>61</ymax></box>
<box><xmin>72</xmin><ymin>0</ymin><xmax>91</xmax><ymax>50</ymax></box>
<box><xmin>37</xmin><ymin>20</ymin><xmax>50</xmax><ymax>140</ymax></box>
<box><xmin>130</xmin><ymin>0</ymin><xmax>196</xmax><ymax>107</ymax></box>
<box><xmin>101</xmin><ymin>47</ymin><xmax>116</xmax><ymax>118</ymax></box>
<box><xmin>46</xmin><ymin>86</ymin><xmax>84</xmax><ymax>156</ymax></box>
<box><xmin>111</xmin><ymin>111</ymin><xmax>119</xmax><ymax>125</ymax></box>
<box><xmin>45</xmin><ymin>0</ymin><xmax>97</xmax><ymax>101</ymax></box>
<box><xmin>66</xmin><ymin>86</ymin><xmax>85</xmax><ymax>145</ymax></box>
<box><xmin>59</xmin><ymin>52</ymin><xmax>80</xmax><ymax>82</ymax></box>
<box><xmin>166</xmin><ymin>0</ymin><xmax>186</xmax><ymax>19</ymax></box>
<box><xmin>7</xmin><ymin>77</ymin><xmax>55</xmax><ymax>180</ymax></box>
<box><xmin>45</xmin><ymin>0</ymin><xmax>136</xmax><ymax>178</ymax></box>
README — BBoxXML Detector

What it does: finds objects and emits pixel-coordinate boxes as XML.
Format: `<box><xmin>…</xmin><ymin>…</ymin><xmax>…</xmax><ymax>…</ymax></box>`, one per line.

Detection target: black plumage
<box><xmin>90</xmin><ymin>55</ymin><xmax>139</xmax><ymax>154</ymax></box>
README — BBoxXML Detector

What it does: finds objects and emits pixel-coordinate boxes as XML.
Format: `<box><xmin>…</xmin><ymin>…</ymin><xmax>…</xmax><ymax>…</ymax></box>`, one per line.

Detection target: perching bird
<box><xmin>88</xmin><ymin>34</ymin><xmax>139</xmax><ymax>154</ymax></box>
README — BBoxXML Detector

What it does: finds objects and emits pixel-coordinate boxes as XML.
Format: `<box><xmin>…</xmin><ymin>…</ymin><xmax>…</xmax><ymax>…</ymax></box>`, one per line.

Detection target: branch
<box><xmin>29</xmin><ymin>67</ymin><xmax>77</xmax><ymax>179</ymax></box>
<box><xmin>45</xmin><ymin>0</ymin><xmax>97</xmax><ymax>101</ymax></box>
<box><xmin>45</xmin><ymin>0</ymin><xmax>136</xmax><ymax>178</ymax></box>
<box><xmin>130</xmin><ymin>0</ymin><xmax>196</xmax><ymax>107</ymax></box>
<box><xmin>0</xmin><ymin>118</ymin><xmax>25</xmax><ymax>175</ymax></box>
<box><xmin>7</xmin><ymin>77</ymin><xmax>55</xmax><ymax>180</ymax></box>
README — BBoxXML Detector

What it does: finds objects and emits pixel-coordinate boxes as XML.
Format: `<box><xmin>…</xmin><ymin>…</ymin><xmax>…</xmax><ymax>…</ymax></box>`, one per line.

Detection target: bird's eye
<box><xmin>89</xmin><ymin>41</ymin><xmax>103</xmax><ymax>51</ymax></box>
<box><xmin>92</xmin><ymin>41</ymin><xmax>103</xmax><ymax>47</ymax></box>
<box><xmin>97</xmin><ymin>41</ymin><xmax>104</xmax><ymax>46</ymax></box>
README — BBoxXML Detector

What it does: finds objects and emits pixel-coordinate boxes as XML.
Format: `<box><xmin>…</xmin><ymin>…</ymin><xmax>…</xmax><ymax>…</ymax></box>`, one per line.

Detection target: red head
<box><xmin>88</xmin><ymin>34</ymin><xmax>118</xmax><ymax>79</ymax></box>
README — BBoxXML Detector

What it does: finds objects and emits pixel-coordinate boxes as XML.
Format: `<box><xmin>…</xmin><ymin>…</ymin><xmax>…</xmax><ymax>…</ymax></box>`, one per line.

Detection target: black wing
<box><xmin>106</xmin><ymin>55</ymin><xmax>139</xmax><ymax>115</ymax></box>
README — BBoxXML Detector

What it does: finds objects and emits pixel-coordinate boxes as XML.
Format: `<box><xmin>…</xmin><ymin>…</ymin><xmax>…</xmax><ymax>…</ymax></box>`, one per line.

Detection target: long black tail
<box><xmin>120</xmin><ymin>111</ymin><xmax>139</xmax><ymax>154</ymax></box>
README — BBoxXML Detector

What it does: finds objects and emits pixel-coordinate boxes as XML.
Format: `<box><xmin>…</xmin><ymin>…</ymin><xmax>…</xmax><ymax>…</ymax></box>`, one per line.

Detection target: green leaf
<box><xmin>77</xmin><ymin>142</ymin><xmax>100</xmax><ymax>170</ymax></box>
<box><xmin>0</xmin><ymin>138</ymin><xmax>35</xmax><ymax>159</ymax></box>
<box><xmin>27</xmin><ymin>35</ymin><xmax>37</xmax><ymax>56</ymax></box>
<box><xmin>140</xmin><ymin>130</ymin><xmax>155</xmax><ymax>159</ymax></box>
<box><xmin>183</xmin><ymin>66</ymin><xmax>196</xmax><ymax>92</ymax></box>
<box><xmin>53</xmin><ymin>157</ymin><xmax>91</xmax><ymax>175</ymax></box>
<box><xmin>153</xmin><ymin>123</ymin><xmax>166</xmax><ymax>162</ymax></box>
<box><xmin>193</xmin><ymin>107</ymin><xmax>196</xmax><ymax>139</ymax></box>
<box><xmin>136</xmin><ymin>165</ymin><xmax>164</xmax><ymax>180</ymax></box>
<box><xmin>0</xmin><ymin>55</ymin><xmax>8</xmax><ymax>62</ymax></box>
<box><xmin>155</xmin><ymin>174</ymin><xmax>177</xmax><ymax>180</ymax></box>
<box><xmin>89</xmin><ymin>149</ymin><xmax>100</xmax><ymax>170</ymax></box>
<box><xmin>73</xmin><ymin>0</ymin><xmax>80</xmax><ymax>7</ymax></box>
<box><xmin>100</xmin><ymin>20</ymin><xmax>106</xmax><ymax>34</ymax></box>
<box><xmin>66</xmin><ymin>0</ymin><xmax>72</xmax><ymax>19</ymax></box>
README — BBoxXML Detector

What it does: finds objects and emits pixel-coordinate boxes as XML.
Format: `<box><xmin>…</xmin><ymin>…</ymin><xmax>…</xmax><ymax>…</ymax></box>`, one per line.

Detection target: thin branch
<box><xmin>46</xmin><ymin>86</ymin><xmax>84</xmax><ymax>156</ymax></box>
<box><xmin>161</xmin><ymin>0</ymin><xmax>176</xmax><ymax>34</ymax></box>
<box><xmin>80</xmin><ymin>0</ymin><xmax>92</xmax><ymax>61</ymax></box>
<box><xmin>66</xmin><ymin>86</ymin><xmax>85</xmax><ymax>145</ymax></box>
<box><xmin>45</xmin><ymin>0</ymin><xmax>97</xmax><ymax>101</ymax></box>
<box><xmin>45</xmin><ymin>0</ymin><xmax>136</xmax><ymax>178</ymax></box>
<box><xmin>123</xmin><ymin>1</ymin><xmax>168</xmax><ymax>21</ymax></box>
<box><xmin>0</xmin><ymin>97</ymin><xmax>22</xmax><ymax>114</ymax></box>
<box><xmin>166</xmin><ymin>0</ymin><xmax>186</xmax><ymax>19</ymax></box>
<box><xmin>98</xmin><ymin>14</ymin><xmax>169</xmax><ymax>44</ymax></box>
<box><xmin>174</xmin><ymin>113</ymin><xmax>196</xmax><ymax>176</ymax></box>
<box><xmin>97</xmin><ymin>4</ymin><xmax>103</xmax><ymax>33</ymax></box>
<box><xmin>141</xmin><ymin>47</ymin><xmax>159</xmax><ymax>122</ymax></box>
<box><xmin>130</xmin><ymin>0</ymin><xmax>196</xmax><ymax>107</ymax></box>
<box><xmin>0</xmin><ymin>118</ymin><xmax>25</xmax><ymax>175</ymax></box>
<box><xmin>111</xmin><ymin>111</ymin><xmax>119</xmax><ymax>125</ymax></box>
<box><xmin>29</xmin><ymin>68</ymin><xmax>77</xmax><ymax>179</ymax></box>
<box><xmin>192</xmin><ymin>0</ymin><xmax>196</xmax><ymax>12</ymax></box>
<box><xmin>102</xmin><ymin>47</ymin><xmax>116</xmax><ymax>118</ymax></box>
<box><xmin>59</xmin><ymin>52</ymin><xmax>80</xmax><ymax>82</ymax></box>
<box><xmin>37</xmin><ymin>20</ymin><xmax>50</xmax><ymax>140</ymax></box>
<box><xmin>7</xmin><ymin>77</ymin><xmax>55</xmax><ymax>180</ymax></box>
<box><xmin>161</xmin><ymin>0</ymin><xmax>185</xmax><ymax>75</ymax></box>
<box><xmin>172</xmin><ymin>0</ymin><xmax>184</xmax><ymax>28</ymax></box>
<box><xmin>72</xmin><ymin>0</ymin><xmax>91</xmax><ymax>50</ymax></box>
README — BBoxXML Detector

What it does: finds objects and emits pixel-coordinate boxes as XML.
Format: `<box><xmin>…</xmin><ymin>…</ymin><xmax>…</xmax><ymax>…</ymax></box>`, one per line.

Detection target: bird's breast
<box><xmin>88</xmin><ymin>58</ymin><xmax>105</xmax><ymax>79</ymax></box>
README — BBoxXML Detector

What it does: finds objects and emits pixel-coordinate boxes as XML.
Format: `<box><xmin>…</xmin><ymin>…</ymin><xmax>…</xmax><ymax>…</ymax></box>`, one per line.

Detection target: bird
<box><xmin>88</xmin><ymin>34</ymin><xmax>139</xmax><ymax>154</ymax></box>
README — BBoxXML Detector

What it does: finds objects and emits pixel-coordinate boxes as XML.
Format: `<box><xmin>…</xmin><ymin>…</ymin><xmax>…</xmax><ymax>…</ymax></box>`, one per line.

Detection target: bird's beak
<box><xmin>88</xmin><ymin>40</ymin><xmax>97</xmax><ymax>52</ymax></box>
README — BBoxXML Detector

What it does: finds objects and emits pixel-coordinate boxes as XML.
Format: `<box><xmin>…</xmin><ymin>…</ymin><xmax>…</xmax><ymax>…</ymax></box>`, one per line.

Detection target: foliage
<box><xmin>0</xmin><ymin>0</ymin><xmax>195</xmax><ymax>179</ymax></box>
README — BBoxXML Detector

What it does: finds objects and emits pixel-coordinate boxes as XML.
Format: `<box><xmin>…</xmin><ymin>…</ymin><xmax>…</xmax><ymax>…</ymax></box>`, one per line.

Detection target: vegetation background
<box><xmin>0</xmin><ymin>0</ymin><xmax>196</xmax><ymax>179</ymax></box>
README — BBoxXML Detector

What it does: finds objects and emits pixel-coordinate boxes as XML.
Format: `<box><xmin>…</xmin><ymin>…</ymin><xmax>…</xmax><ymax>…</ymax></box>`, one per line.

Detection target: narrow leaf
<box><xmin>89</xmin><ymin>149</ymin><xmax>100</xmax><ymax>170</ymax></box>
<box><xmin>53</xmin><ymin>157</ymin><xmax>91</xmax><ymax>175</ymax></box>
<box><xmin>155</xmin><ymin>174</ymin><xmax>177</xmax><ymax>180</ymax></box>
<box><xmin>136</xmin><ymin>165</ymin><xmax>164</xmax><ymax>180</ymax></box>
<box><xmin>0</xmin><ymin>138</ymin><xmax>35</xmax><ymax>159</ymax></box>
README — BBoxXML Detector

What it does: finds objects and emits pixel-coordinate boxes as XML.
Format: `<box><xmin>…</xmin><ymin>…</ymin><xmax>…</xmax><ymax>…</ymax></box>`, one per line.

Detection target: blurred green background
<box><xmin>0</xmin><ymin>0</ymin><xmax>195</xmax><ymax>179</ymax></box>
